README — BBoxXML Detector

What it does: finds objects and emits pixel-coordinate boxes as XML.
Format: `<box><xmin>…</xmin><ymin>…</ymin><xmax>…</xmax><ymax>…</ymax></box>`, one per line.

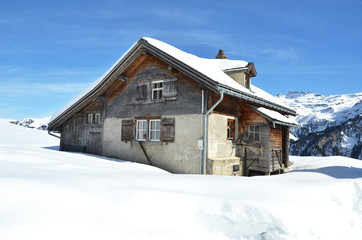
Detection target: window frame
<box><xmin>248</xmin><ymin>124</ymin><xmax>261</xmax><ymax>141</ymax></box>
<box><xmin>122</xmin><ymin>118</ymin><xmax>175</xmax><ymax>143</ymax></box>
<box><xmin>227</xmin><ymin>119</ymin><xmax>235</xmax><ymax>140</ymax></box>
<box><xmin>94</xmin><ymin>113</ymin><xmax>101</xmax><ymax>124</ymax></box>
<box><xmin>151</xmin><ymin>80</ymin><xmax>164</xmax><ymax>101</ymax></box>
<box><xmin>136</xmin><ymin>120</ymin><xmax>148</xmax><ymax>141</ymax></box>
<box><xmin>87</xmin><ymin>114</ymin><xmax>93</xmax><ymax>124</ymax></box>
<box><xmin>149</xmin><ymin>119</ymin><xmax>161</xmax><ymax>141</ymax></box>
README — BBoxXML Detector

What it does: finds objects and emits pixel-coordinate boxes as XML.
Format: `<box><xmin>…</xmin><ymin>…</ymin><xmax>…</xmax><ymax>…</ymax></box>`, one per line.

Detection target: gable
<box><xmin>49</xmin><ymin>37</ymin><xmax>296</xmax><ymax>131</ymax></box>
<box><xmin>104</xmin><ymin>52</ymin><xmax>203</xmax><ymax>119</ymax></box>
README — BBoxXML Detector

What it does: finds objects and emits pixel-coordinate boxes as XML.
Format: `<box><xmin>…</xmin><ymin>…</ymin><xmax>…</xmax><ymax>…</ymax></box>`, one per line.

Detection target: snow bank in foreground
<box><xmin>0</xmin><ymin>119</ymin><xmax>361</xmax><ymax>240</ymax></box>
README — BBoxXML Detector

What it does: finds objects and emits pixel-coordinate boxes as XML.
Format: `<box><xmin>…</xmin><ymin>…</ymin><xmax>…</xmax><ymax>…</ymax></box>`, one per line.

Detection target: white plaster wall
<box><xmin>103</xmin><ymin>114</ymin><xmax>203</xmax><ymax>174</ymax></box>
<box><xmin>208</xmin><ymin>113</ymin><xmax>236</xmax><ymax>158</ymax></box>
<box><xmin>226</xmin><ymin>72</ymin><xmax>245</xmax><ymax>86</ymax></box>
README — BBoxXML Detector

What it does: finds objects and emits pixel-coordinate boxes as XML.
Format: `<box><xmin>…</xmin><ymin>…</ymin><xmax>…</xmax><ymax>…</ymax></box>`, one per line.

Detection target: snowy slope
<box><xmin>0</xmin><ymin>120</ymin><xmax>362</xmax><ymax>240</ymax></box>
<box><xmin>10</xmin><ymin>116</ymin><xmax>51</xmax><ymax>130</ymax></box>
<box><xmin>278</xmin><ymin>91</ymin><xmax>362</xmax><ymax>159</ymax></box>
<box><xmin>0</xmin><ymin>118</ymin><xmax>362</xmax><ymax>239</ymax></box>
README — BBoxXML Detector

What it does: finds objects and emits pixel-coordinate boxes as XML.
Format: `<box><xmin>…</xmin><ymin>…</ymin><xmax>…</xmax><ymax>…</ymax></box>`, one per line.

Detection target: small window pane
<box><xmin>149</xmin><ymin>120</ymin><xmax>161</xmax><ymax>141</ymax></box>
<box><xmin>88</xmin><ymin>114</ymin><xmax>93</xmax><ymax>124</ymax></box>
<box><xmin>152</xmin><ymin>81</ymin><xmax>163</xmax><ymax>100</ymax></box>
<box><xmin>248</xmin><ymin>124</ymin><xmax>260</xmax><ymax>141</ymax></box>
<box><xmin>136</xmin><ymin>120</ymin><xmax>148</xmax><ymax>141</ymax></box>
<box><xmin>94</xmin><ymin>114</ymin><xmax>100</xmax><ymax>124</ymax></box>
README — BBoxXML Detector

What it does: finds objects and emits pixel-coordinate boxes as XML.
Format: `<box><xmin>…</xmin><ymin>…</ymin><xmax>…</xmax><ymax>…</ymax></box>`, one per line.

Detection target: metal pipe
<box><xmin>48</xmin><ymin>130</ymin><xmax>60</xmax><ymax>139</ymax></box>
<box><xmin>202</xmin><ymin>90</ymin><xmax>224</xmax><ymax>174</ymax></box>
<box><xmin>200</xmin><ymin>89</ymin><xmax>204</xmax><ymax>174</ymax></box>
<box><xmin>201</xmin><ymin>89</ymin><xmax>204</xmax><ymax>114</ymax></box>
<box><xmin>139</xmin><ymin>141</ymin><xmax>153</xmax><ymax>166</ymax></box>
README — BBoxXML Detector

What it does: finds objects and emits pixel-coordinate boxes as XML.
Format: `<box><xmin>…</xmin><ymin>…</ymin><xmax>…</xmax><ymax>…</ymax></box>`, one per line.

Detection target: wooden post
<box><xmin>242</xmin><ymin>147</ymin><xmax>248</xmax><ymax>176</ymax></box>
<box><xmin>282</xmin><ymin>127</ymin><xmax>290</xmax><ymax>167</ymax></box>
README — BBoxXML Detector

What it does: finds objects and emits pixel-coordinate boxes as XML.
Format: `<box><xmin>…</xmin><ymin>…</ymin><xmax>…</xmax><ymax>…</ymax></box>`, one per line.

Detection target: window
<box><xmin>248</xmin><ymin>125</ymin><xmax>260</xmax><ymax>141</ymax></box>
<box><xmin>94</xmin><ymin>113</ymin><xmax>101</xmax><ymax>124</ymax></box>
<box><xmin>233</xmin><ymin>164</ymin><xmax>240</xmax><ymax>172</ymax></box>
<box><xmin>87</xmin><ymin>113</ymin><xmax>101</xmax><ymax>124</ymax></box>
<box><xmin>87</xmin><ymin>114</ymin><xmax>93</xmax><ymax>124</ymax></box>
<box><xmin>122</xmin><ymin>118</ymin><xmax>175</xmax><ymax>143</ymax></box>
<box><xmin>136</xmin><ymin>120</ymin><xmax>148</xmax><ymax>141</ymax></box>
<box><xmin>152</xmin><ymin>81</ymin><xmax>163</xmax><ymax>100</ymax></box>
<box><xmin>149</xmin><ymin>120</ymin><xmax>161</xmax><ymax>141</ymax></box>
<box><xmin>227</xmin><ymin>119</ymin><xmax>235</xmax><ymax>140</ymax></box>
<box><xmin>136</xmin><ymin>84</ymin><xmax>147</xmax><ymax>101</ymax></box>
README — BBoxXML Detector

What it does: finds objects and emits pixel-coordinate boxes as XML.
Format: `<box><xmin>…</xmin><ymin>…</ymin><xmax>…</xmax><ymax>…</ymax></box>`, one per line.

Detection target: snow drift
<box><xmin>0</xmin><ymin>119</ymin><xmax>361</xmax><ymax>240</ymax></box>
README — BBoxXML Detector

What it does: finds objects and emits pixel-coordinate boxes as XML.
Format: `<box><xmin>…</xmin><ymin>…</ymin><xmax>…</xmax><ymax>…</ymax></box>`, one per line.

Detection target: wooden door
<box><xmin>87</xmin><ymin>132</ymin><xmax>102</xmax><ymax>155</ymax></box>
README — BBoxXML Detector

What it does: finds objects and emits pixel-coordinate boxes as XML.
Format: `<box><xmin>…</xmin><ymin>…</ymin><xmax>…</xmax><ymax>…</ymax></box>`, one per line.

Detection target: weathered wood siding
<box><xmin>106</xmin><ymin>54</ymin><xmax>202</xmax><ymax>119</ymax></box>
<box><xmin>237</xmin><ymin>105</ymin><xmax>271</xmax><ymax>173</ymax></box>
<box><xmin>213</xmin><ymin>93</ymin><xmax>240</xmax><ymax>116</ymax></box>
<box><xmin>60</xmin><ymin>99</ymin><xmax>105</xmax><ymax>155</ymax></box>
<box><xmin>269</xmin><ymin>125</ymin><xmax>283</xmax><ymax>171</ymax></box>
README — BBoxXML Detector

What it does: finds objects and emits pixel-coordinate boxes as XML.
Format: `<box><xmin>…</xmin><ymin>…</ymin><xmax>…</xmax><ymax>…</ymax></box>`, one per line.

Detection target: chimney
<box><xmin>215</xmin><ymin>49</ymin><xmax>227</xmax><ymax>59</ymax></box>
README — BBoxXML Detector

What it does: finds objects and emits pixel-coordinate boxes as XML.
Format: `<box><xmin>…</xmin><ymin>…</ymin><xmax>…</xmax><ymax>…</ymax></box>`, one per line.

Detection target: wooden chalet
<box><xmin>48</xmin><ymin>37</ymin><xmax>297</xmax><ymax>176</ymax></box>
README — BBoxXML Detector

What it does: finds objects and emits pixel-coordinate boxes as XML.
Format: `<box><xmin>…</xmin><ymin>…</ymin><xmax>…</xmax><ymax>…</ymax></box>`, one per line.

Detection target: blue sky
<box><xmin>1</xmin><ymin>0</ymin><xmax>361</xmax><ymax>119</ymax></box>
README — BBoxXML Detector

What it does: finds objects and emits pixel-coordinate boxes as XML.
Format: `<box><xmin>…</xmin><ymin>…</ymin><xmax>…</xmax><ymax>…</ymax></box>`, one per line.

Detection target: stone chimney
<box><xmin>215</xmin><ymin>49</ymin><xmax>227</xmax><ymax>59</ymax></box>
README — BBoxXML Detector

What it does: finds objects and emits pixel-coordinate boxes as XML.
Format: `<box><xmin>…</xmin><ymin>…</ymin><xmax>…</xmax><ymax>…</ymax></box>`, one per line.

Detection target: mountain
<box><xmin>10</xmin><ymin>116</ymin><xmax>51</xmax><ymax>130</ymax></box>
<box><xmin>278</xmin><ymin>91</ymin><xmax>362</xmax><ymax>159</ymax></box>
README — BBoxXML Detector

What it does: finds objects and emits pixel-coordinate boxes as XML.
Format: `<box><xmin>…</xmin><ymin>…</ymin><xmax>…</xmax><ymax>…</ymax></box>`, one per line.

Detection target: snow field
<box><xmin>0</xmin><ymin>119</ymin><xmax>361</xmax><ymax>240</ymax></box>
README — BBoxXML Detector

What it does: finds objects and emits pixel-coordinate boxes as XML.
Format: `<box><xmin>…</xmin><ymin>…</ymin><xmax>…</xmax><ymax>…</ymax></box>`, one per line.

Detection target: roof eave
<box><xmin>49</xmin><ymin>38</ymin><xmax>221</xmax><ymax>130</ymax></box>
<box><xmin>253</xmin><ymin>108</ymin><xmax>297</xmax><ymax>127</ymax></box>
<box><xmin>218</xmin><ymin>85</ymin><xmax>297</xmax><ymax>116</ymax></box>
<box><xmin>49</xmin><ymin>40</ymin><xmax>145</xmax><ymax>130</ymax></box>
<box><xmin>141</xmin><ymin>40</ymin><xmax>219</xmax><ymax>92</ymax></box>
<box><xmin>222</xmin><ymin>67</ymin><xmax>249</xmax><ymax>74</ymax></box>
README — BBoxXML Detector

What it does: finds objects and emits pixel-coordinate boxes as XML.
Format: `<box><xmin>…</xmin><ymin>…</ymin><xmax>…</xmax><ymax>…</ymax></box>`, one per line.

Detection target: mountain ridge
<box><xmin>10</xmin><ymin>116</ymin><xmax>51</xmax><ymax>130</ymax></box>
<box><xmin>278</xmin><ymin>91</ymin><xmax>362</xmax><ymax>159</ymax></box>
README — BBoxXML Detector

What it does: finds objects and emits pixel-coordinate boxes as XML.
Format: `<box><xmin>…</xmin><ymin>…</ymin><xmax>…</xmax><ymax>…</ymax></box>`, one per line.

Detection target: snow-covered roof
<box><xmin>202</xmin><ymin>58</ymin><xmax>249</xmax><ymax>71</ymax></box>
<box><xmin>50</xmin><ymin>37</ymin><xmax>295</xmax><ymax>127</ymax></box>
<box><xmin>50</xmin><ymin>41</ymin><xmax>137</xmax><ymax>123</ymax></box>
<box><xmin>256</xmin><ymin>107</ymin><xmax>298</xmax><ymax>126</ymax></box>
<box><xmin>143</xmin><ymin>37</ymin><xmax>292</xmax><ymax>111</ymax></box>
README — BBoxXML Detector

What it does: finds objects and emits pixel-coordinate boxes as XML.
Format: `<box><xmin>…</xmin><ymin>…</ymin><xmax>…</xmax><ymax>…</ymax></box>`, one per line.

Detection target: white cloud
<box><xmin>262</xmin><ymin>47</ymin><xmax>298</xmax><ymax>61</ymax></box>
<box><xmin>0</xmin><ymin>82</ymin><xmax>89</xmax><ymax>96</ymax></box>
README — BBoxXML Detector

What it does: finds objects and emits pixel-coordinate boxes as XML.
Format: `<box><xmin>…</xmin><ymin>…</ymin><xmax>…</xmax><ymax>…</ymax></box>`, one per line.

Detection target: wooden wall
<box><xmin>269</xmin><ymin>125</ymin><xmax>283</xmax><ymax>171</ymax></box>
<box><xmin>105</xmin><ymin>53</ymin><xmax>203</xmax><ymax>119</ymax></box>
<box><xmin>236</xmin><ymin>105</ymin><xmax>271</xmax><ymax>173</ymax></box>
<box><xmin>60</xmin><ymin>99</ymin><xmax>105</xmax><ymax>155</ymax></box>
<box><xmin>60</xmin><ymin>50</ymin><xmax>204</xmax><ymax>164</ymax></box>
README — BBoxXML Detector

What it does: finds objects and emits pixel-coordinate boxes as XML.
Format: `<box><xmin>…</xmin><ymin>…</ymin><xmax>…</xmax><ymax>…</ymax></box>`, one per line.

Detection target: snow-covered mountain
<box><xmin>278</xmin><ymin>91</ymin><xmax>362</xmax><ymax>159</ymax></box>
<box><xmin>10</xmin><ymin>116</ymin><xmax>51</xmax><ymax>130</ymax></box>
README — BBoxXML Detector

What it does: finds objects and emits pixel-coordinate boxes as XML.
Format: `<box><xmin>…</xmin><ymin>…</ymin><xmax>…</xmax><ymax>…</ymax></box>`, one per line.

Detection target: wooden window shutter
<box><xmin>163</xmin><ymin>79</ymin><xmax>177</xmax><ymax>100</ymax></box>
<box><xmin>136</xmin><ymin>84</ymin><xmax>147</xmax><ymax>100</ymax></box>
<box><xmin>160</xmin><ymin>118</ymin><xmax>175</xmax><ymax>142</ymax></box>
<box><xmin>121</xmin><ymin>119</ymin><xmax>134</xmax><ymax>142</ymax></box>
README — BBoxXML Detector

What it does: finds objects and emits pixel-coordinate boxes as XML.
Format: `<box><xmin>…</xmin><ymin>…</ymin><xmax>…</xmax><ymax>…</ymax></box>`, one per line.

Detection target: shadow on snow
<box><xmin>291</xmin><ymin>166</ymin><xmax>362</xmax><ymax>179</ymax></box>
